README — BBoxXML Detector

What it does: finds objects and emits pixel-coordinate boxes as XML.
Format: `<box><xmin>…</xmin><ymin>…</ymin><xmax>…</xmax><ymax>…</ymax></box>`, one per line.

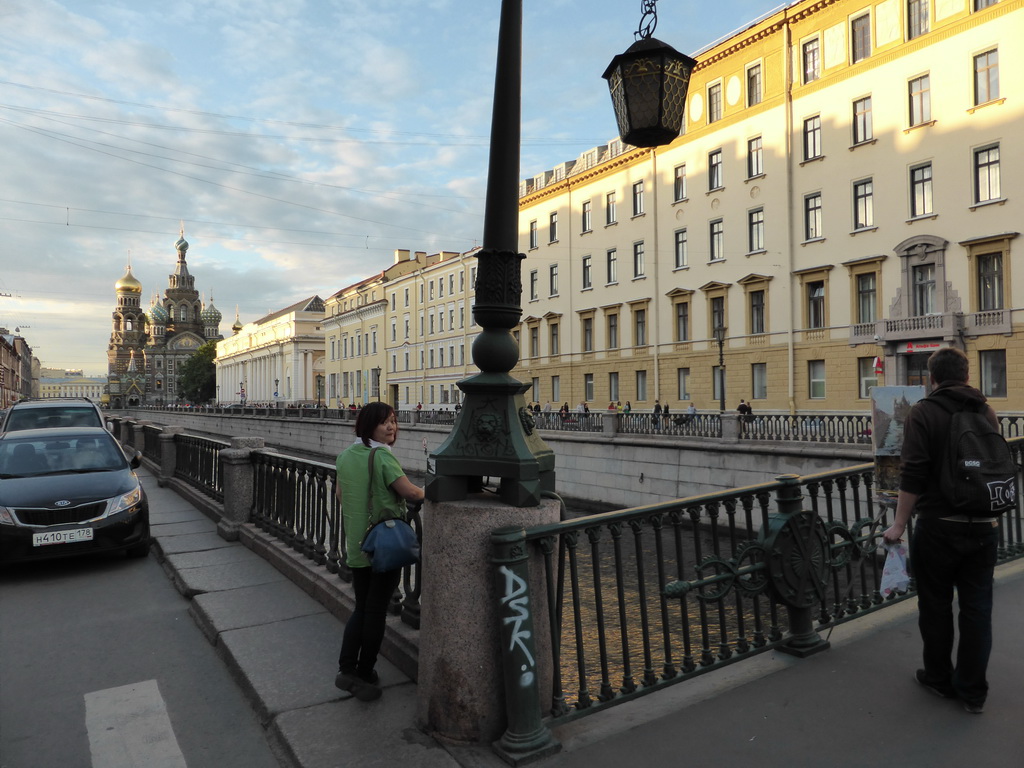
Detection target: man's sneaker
<box><xmin>914</xmin><ymin>669</ymin><xmax>954</xmax><ymax>698</ymax></box>
<box><xmin>335</xmin><ymin>671</ymin><xmax>357</xmax><ymax>692</ymax></box>
<box><xmin>963</xmin><ymin>700</ymin><xmax>985</xmax><ymax>714</ymax></box>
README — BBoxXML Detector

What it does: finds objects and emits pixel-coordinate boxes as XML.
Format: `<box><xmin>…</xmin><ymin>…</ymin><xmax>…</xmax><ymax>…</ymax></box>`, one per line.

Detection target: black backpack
<box><xmin>932</xmin><ymin>397</ymin><xmax>1018</xmax><ymax>516</ymax></box>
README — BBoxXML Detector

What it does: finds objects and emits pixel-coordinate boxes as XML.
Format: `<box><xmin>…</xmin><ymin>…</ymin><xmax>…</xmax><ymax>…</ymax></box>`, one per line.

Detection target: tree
<box><xmin>177</xmin><ymin>341</ymin><xmax>217</xmax><ymax>403</ymax></box>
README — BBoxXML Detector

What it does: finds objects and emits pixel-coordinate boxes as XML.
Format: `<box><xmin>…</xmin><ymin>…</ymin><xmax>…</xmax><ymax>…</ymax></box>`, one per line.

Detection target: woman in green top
<box><xmin>334</xmin><ymin>402</ymin><xmax>424</xmax><ymax>701</ymax></box>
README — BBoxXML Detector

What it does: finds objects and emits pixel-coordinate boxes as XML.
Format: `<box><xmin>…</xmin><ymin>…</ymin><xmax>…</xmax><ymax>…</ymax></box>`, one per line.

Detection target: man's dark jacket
<box><xmin>899</xmin><ymin>381</ymin><xmax>999</xmax><ymax>520</ymax></box>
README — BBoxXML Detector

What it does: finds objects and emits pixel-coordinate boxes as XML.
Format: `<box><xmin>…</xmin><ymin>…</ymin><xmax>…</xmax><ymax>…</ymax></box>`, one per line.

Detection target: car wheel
<box><xmin>126</xmin><ymin>539</ymin><xmax>151</xmax><ymax>558</ymax></box>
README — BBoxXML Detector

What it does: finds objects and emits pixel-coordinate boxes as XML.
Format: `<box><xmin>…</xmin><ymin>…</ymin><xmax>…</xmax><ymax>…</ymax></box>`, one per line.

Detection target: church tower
<box><xmin>106</xmin><ymin>257</ymin><xmax>148</xmax><ymax>408</ymax></box>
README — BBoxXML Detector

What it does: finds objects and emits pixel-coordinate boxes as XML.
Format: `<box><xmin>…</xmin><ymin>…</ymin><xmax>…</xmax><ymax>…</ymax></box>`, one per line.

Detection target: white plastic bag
<box><xmin>880</xmin><ymin>541</ymin><xmax>910</xmax><ymax>597</ymax></box>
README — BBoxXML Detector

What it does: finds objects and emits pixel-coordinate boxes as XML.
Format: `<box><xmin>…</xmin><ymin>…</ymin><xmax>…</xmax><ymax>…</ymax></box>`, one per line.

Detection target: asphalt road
<box><xmin>0</xmin><ymin>549</ymin><xmax>282</xmax><ymax>768</ymax></box>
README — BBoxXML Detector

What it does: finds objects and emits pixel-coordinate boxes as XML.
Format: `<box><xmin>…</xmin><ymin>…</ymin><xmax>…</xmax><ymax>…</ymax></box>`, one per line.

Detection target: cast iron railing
<box><xmin>174</xmin><ymin>434</ymin><xmax>229</xmax><ymax>502</ymax></box>
<box><xmin>248</xmin><ymin>450</ymin><xmax>423</xmax><ymax>628</ymax></box>
<box><xmin>500</xmin><ymin>437</ymin><xmax>1024</xmax><ymax>728</ymax></box>
<box><xmin>142</xmin><ymin>424</ymin><xmax>162</xmax><ymax>462</ymax></box>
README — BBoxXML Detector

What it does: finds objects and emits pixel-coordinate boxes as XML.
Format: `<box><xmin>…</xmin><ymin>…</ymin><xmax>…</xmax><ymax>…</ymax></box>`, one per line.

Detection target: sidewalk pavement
<box><xmin>143</xmin><ymin>467</ymin><xmax>1024</xmax><ymax>768</ymax></box>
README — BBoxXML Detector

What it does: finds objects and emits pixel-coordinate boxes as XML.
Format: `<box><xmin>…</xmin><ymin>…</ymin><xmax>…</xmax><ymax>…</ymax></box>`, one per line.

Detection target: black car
<box><xmin>0</xmin><ymin>398</ymin><xmax>106</xmax><ymax>433</ymax></box>
<box><xmin>0</xmin><ymin>427</ymin><xmax>150</xmax><ymax>562</ymax></box>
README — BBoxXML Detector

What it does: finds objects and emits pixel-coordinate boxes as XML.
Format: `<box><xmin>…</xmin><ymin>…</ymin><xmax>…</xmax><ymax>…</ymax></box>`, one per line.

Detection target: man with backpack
<box><xmin>883</xmin><ymin>347</ymin><xmax>1014</xmax><ymax>714</ymax></box>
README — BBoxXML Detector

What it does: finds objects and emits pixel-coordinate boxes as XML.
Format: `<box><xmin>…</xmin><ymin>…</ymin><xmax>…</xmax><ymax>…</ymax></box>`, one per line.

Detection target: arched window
<box><xmin>126</xmin><ymin>318</ymin><xmax>134</xmax><ymax>331</ymax></box>
<box><xmin>180</xmin><ymin>305</ymin><xmax>187</xmax><ymax>322</ymax></box>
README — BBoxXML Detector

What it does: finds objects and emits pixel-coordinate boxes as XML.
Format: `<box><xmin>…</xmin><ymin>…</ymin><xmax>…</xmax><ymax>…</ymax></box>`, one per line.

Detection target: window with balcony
<box><xmin>807</xmin><ymin>281</ymin><xmax>826</xmax><ymax>328</ymax></box>
<box><xmin>913</xmin><ymin>263</ymin><xmax>936</xmax><ymax>315</ymax></box>
<box><xmin>977</xmin><ymin>253</ymin><xmax>1004</xmax><ymax>311</ymax></box>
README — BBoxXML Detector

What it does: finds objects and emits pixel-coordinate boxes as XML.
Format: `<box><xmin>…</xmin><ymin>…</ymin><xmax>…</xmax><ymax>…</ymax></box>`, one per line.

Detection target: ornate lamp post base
<box><xmin>426</xmin><ymin>371</ymin><xmax>555</xmax><ymax>507</ymax></box>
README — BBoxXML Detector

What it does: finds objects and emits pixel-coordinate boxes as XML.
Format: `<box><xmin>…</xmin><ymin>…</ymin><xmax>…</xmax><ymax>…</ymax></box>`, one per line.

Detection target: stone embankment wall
<box><xmin>121</xmin><ymin>410</ymin><xmax>871</xmax><ymax>511</ymax></box>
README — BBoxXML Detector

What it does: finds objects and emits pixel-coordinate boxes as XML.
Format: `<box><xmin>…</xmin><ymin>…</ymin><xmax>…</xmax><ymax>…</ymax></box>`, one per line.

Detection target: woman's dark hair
<box><xmin>354</xmin><ymin>401</ymin><xmax>397</xmax><ymax>446</ymax></box>
<box><xmin>928</xmin><ymin>347</ymin><xmax>970</xmax><ymax>385</ymax></box>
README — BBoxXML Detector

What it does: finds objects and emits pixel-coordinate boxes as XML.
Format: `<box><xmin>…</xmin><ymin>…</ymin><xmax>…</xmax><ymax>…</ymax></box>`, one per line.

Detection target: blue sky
<box><xmin>0</xmin><ymin>0</ymin><xmax>770</xmax><ymax>374</ymax></box>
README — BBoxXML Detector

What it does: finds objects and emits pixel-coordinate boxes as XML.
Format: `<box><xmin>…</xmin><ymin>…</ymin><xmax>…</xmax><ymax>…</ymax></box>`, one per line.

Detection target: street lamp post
<box><xmin>372</xmin><ymin>367</ymin><xmax>382</xmax><ymax>401</ymax></box>
<box><xmin>315</xmin><ymin>373</ymin><xmax>324</xmax><ymax>409</ymax></box>
<box><xmin>714</xmin><ymin>324</ymin><xmax>727</xmax><ymax>414</ymax></box>
<box><xmin>274</xmin><ymin>378</ymin><xmax>279</xmax><ymax>408</ymax></box>
<box><xmin>426</xmin><ymin>0</ymin><xmax>695</xmax><ymax>507</ymax></box>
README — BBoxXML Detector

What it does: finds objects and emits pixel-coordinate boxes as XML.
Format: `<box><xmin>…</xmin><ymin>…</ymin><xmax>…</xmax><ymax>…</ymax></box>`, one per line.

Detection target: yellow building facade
<box><xmin>513</xmin><ymin>0</ymin><xmax>1021</xmax><ymax>413</ymax></box>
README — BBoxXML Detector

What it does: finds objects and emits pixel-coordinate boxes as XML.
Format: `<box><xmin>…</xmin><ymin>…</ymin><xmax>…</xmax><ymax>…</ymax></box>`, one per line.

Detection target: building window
<box><xmin>747</xmin><ymin>136</ymin><xmax>763</xmax><ymax>177</ymax></box>
<box><xmin>608</xmin><ymin>372</ymin><xmax>619</xmax><ymax>401</ymax></box>
<box><xmin>854</xmin><ymin>179</ymin><xmax>874</xmax><ymax>229</ymax></box>
<box><xmin>632</xmin><ymin>180</ymin><xmax>645</xmax><ymax>216</ymax></box>
<box><xmin>606</xmin><ymin>191</ymin><xmax>617</xmax><ymax>224</ymax></box>
<box><xmin>750</xmin><ymin>290</ymin><xmax>765</xmax><ymax>334</ymax></box>
<box><xmin>633</xmin><ymin>241</ymin><xmax>645</xmax><ymax>278</ymax></box>
<box><xmin>858</xmin><ymin>357</ymin><xmax>879</xmax><ymax>399</ymax></box>
<box><xmin>582</xmin><ymin>255</ymin><xmax>592</xmax><ymax>289</ymax></box>
<box><xmin>583</xmin><ymin>317</ymin><xmax>594</xmax><ymax>352</ymax></box>
<box><xmin>713</xmin><ymin>366</ymin><xmax>726</xmax><ymax>403</ymax></box>
<box><xmin>804</xmin><ymin>193</ymin><xmax>823</xmax><ymax>240</ymax></box>
<box><xmin>975</xmin><ymin>0</ymin><xmax>998</xmax><ymax>8</ymax></box>
<box><xmin>853</xmin><ymin>96</ymin><xmax>873</xmax><ymax>144</ymax></box>
<box><xmin>808</xmin><ymin>360</ymin><xmax>826</xmax><ymax>399</ymax></box>
<box><xmin>909</xmin><ymin>75</ymin><xmax>930</xmax><ymax>126</ymax></box>
<box><xmin>851</xmin><ymin>14</ymin><xmax>871</xmax><ymax>63</ymax></box>
<box><xmin>857</xmin><ymin>273</ymin><xmax>877</xmax><ymax>323</ymax></box>
<box><xmin>912</xmin><ymin>263</ymin><xmax>936</xmax><ymax>315</ymax></box>
<box><xmin>528</xmin><ymin>220</ymin><xmax>538</xmax><ymax>249</ymax></box>
<box><xmin>711</xmin><ymin>296</ymin><xmax>726</xmax><ymax>332</ymax></box>
<box><xmin>807</xmin><ymin>281</ymin><xmax>826</xmax><ymax>328</ymax></box>
<box><xmin>581</xmin><ymin>200</ymin><xmax>592</xmax><ymax>233</ymax></box>
<box><xmin>708</xmin><ymin>149</ymin><xmax>723</xmax><ymax>190</ymax></box>
<box><xmin>550</xmin><ymin>323</ymin><xmax>560</xmax><ymax>356</ymax></box>
<box><xmin>908</xmin><ymin>0</ymin><xmax>929</xmax><ymax>39</ymax></box>
<box><xmin>802</xmin><ymin>38</ymin><xmax>820</xmax><ymax>83</ymax></box>
<box><xmin>746</xmin><ymin>63</ymin><xmax>762</xmax><ymax>106</ymax></box>
<box><xmin>709</xmin><ymin>219</ymin><xmax>724</xmax><ymax>261</ymax></box>
<box><xmin>752</xmin><ymin>363</ymin><xmax>768</xmax><ymax>399</ymax></box>
<box><xmin>607</xmin><ymin>249</ymin><xmax>618</xmax><ymax>284</ymax></box>
<box><xmin>673</xmin><ymin>164</ymin><xmax>687</xmax><ymax>201</ymax></box>
<box><xmin>549</xmin><ymin>211</ymin><xmax>558</xmax><ymax>242</ymax></box>
<box><xmin>634</xmin><ymin>308</ymin><xmax>647</xmax><ymax>347</ymax></box>
<box><xmin>675</xmin><ymin>301</ymin><xmax>690</xmax><ymax>341</ymax></box>
<box><xmin>529</xmin><ymin>327</ymin><xmax>539</xmax><ymax>357</ymax></box>
<box><xmin>529</xmin><ymin>270</ymin><xmax>538</xmax><ymax>301</ymax></box>
<box><xmin>977</xmin><ymin>253</ymin><xmax>1004</xmax><ymax>311</ymax></box>
<box><xmin>803</xmin><ymin>116</ymin><xmax>822</xmax><ymax>160</ymax></box>
<box><xmin>608</xmin><ymin>313</ymin><xmax>619</xmax><ymax>349</ymax></box>
<box><xmin>551</xmin><ymin>375</ymin><xmax>560</xmax><ymax>402</ymax></box>
<box><xmin>748</xmin><ymin>208</ymin><xmax>765</xmax><ymax>253</ymax></box>
<box><xmin>707</xmin><ymin>82</ymin><xmax>722</xmax><ymax>123</ymax></box>
<box><xmin>584</xmin><ymin>373</ymin><xmax>594</xmax><ymax>402</ymax></box>
<box><xmin>974</xmin><ymin>145</ymin><xmax>1000</xmax><ymax>204</ymax></box>
<box><xmin>630</xmin><ymin>370</ymin><xmax>645</xmax><ymax>402</ymax></box>
<box><xmin>678</xmin><ymin>368</ymin><xmax>691</xmax><ymax>400</ymax></box>
<box><xmin>674</xmin><ymin>229</ymin><xmax>688</xmax><ymax>269</ymax></box>
<box><xmin>980</xmin><ymin>350</ymin><xmax>1007</xmax><ymax>398</ymax></box>
<box><xmin>974</xmin><ymin>49</ymin><xmax>999</xmax><ymax>105</ymax></box>
<box><xmin>910</xmin><ymin>163</ymin><xmax>933</xmax><ymax>217</ymax></box>
<box><xmin>549</xmin><ymin>264</ymin><xmax>559</xmax><ymax>296</ymax></box>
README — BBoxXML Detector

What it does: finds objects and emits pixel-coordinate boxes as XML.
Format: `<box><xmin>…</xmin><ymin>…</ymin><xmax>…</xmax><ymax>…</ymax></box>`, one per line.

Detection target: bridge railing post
<box><xmin>491</xmin><ymin>526</ymin><xmax>560</xmax><ymax>765</ymax></box>
<box><xmin>217</xmin><ymin>437</ymin><xmax>266</xmax><ymax>541</ymax></box>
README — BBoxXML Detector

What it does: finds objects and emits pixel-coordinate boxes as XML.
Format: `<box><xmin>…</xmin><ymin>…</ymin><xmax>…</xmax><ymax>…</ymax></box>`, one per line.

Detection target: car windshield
<box><xmin>5</xmin><ymin>407</ymin><xmax>102</xmax><ymax>431</ymax></box>
<box><xmin>0</xmin><ymin>435</ymin><xmax>126</xmax><ymax>478</ymax></box>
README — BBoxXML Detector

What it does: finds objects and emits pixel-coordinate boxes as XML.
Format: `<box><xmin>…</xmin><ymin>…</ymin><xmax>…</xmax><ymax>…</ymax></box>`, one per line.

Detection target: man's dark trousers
<box><xmin>911</xmin><ymin>517</ymin><xmax>999</xmax><ymax>706</ymax></box>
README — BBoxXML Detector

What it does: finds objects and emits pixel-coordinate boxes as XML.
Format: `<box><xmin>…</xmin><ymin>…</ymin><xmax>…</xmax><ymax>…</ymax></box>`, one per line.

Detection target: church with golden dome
<box><xmin>106</xmin><ymin>230</ymin><xmax>223</xmax><ymax>406</ymax></box>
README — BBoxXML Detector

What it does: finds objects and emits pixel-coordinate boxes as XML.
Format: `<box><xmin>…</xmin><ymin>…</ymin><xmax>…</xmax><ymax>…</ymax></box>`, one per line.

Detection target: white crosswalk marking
<box><xmin>84</xmin><ymin>679</ymin><xmax>187</xmax><ymax>768</ymax></box>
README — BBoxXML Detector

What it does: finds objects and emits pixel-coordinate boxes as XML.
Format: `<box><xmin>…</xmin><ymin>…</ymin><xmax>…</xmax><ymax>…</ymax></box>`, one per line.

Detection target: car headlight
<box><xmin>110</xmin><ymin>485</ymin><xmax>143</xmax><ymax>515</ymax></box>
<box><xmin>0</xmin><ymin>507</ymin><xmax>14</xmax><ymax>526</ymax></box>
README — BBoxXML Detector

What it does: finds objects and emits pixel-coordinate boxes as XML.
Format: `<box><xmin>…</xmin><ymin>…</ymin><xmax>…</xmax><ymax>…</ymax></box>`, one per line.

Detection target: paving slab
<box><xmin>151</xmin><ymin>519</ymin><xmax>218</xmax><ymax>537</ymax></box>
<box><xmin>155</xmin><ymin>531</ymin><xmax>236</xmax><ymax>556</ymax></box>
<box><xmin>163</xmin><ymin>546</ymin><xmax>256</xmax><ymax>571</ymax></box>
<box><xmin>217</xmin><ymin>612</ymin><xmax>402</xmax><ymax>724</ymax></box>
<box><xmin>270</xmin><ymin>685</ymin><xmax>459</xmax><ymax>768</ymax></box>
<box><xmin>191</xmin><ymin>580</ymin><xmax>327</xmax><ymax>642</ymax></box>
<box><xmin>172</xmin><ymin>556</ymin><xmax>288</xmax><ymax>597</ymax></box>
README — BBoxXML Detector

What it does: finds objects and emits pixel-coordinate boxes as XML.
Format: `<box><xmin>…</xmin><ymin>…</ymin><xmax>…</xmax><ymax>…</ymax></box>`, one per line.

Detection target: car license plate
<box><xmin>32</xmin><ymin>528</ymin><xmax>95</xmax><ymax>547</ymax></box>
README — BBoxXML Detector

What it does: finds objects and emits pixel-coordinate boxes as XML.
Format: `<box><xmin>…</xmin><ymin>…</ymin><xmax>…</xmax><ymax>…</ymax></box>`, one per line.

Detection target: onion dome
<box><xmin>115</xmin><ymin>266</ymin><xmax>143</xmax><ymax>294</ymax></box>
<box><xmin>148</xmin><ymin>301</ymin><xmax>170</xmax><ymax>325</ymax></box>
<box><xmin>175</xmin><ymin>233</ymin><xmax>189</xmax><ymax>256</ymax></box>
<box><xmin>201</xmin><ymin>299</ymin><xmax>222</xmax><ymax>325</ymax></box>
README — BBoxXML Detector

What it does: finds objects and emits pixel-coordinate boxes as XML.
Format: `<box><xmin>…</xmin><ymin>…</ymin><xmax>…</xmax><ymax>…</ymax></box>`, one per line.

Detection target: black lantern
<box><xmin>604</xmin><ymin>36</ymin><xmax>696</xmax><ymax>148</ymax></box>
